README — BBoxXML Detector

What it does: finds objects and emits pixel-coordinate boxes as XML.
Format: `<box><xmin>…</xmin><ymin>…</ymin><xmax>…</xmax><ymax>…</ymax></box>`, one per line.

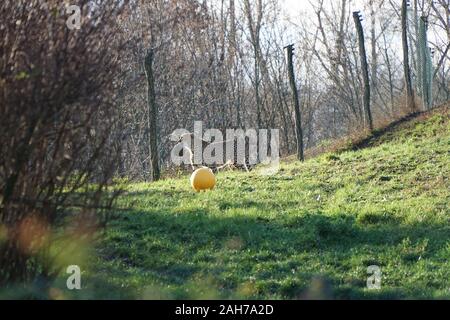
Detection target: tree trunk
<box><xmin>370</xmin><ymin>0</ymin><xmax>378</xmax><ymax>92</ymax></box>
<box><xmin>144</xmin><ymin>49</ymin><xmax>161</xmax><ymax>181</ymax></box>
<box><xmin>401</xmin><ymin>0</ymin><xmax>416</xmax><ymax>112</ymax></box>
<box><xmin>384</xmin><ymin>36</ymin><xmax>395</xmax><ymax>116</ymax></box>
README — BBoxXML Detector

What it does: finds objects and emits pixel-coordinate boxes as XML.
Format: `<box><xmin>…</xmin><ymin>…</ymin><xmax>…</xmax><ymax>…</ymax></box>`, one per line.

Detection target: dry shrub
<box><xmin>0</xmin><ymin>0</ymin><xmax>128</xmax><ymax>288</ymax></box>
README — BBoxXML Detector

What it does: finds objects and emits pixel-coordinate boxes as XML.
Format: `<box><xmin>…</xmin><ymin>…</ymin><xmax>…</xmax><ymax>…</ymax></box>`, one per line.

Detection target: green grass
<box><xmin>79</xmin><ymin>108</ymin><xmax>449</xmax><ymax>299</ymax></box>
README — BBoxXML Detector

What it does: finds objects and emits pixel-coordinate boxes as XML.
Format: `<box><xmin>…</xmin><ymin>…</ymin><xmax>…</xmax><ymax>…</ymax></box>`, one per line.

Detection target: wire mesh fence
<box><xmin>407</xmin><ymin>4</ymin><xmax>434</xmax><ymax>110</ymax></box>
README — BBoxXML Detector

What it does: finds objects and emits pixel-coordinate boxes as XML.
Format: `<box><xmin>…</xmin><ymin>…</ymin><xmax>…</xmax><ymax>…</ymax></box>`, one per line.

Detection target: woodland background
<box><xmin>0</xmin><ymin>0</ymin><xmax>449</xmax><ymax>290</ymax></box>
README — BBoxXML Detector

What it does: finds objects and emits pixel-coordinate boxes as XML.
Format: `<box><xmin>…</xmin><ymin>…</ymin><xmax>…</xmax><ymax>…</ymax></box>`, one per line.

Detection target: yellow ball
<box><xmin>190</xmin><ymin>167</ymin><xmax>216</xmax><ymax>192</ymax></box>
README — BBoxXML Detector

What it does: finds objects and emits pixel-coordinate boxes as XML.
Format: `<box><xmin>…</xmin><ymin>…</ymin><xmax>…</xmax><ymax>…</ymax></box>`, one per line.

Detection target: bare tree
<box><xmin>0</xmin><ymin>0</ymin><xmax>127</xmax><ymax>288</ymax></box>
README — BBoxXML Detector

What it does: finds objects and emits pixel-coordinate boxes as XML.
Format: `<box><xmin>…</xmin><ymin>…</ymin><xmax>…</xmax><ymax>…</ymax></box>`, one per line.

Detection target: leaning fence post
<box><xmin>353</xmin><ymin>11</ymin><xmax>373</xmax><ymax>131</ymax></box>
<box><xmin>284</xmin><ymin>44</ymin><xmax>304</xmax><ymax>161</ymax></box>
<box><xmin>144</xmin><ymin>48</ymin><xmax>161</xmax><ymax>181</ymax></box>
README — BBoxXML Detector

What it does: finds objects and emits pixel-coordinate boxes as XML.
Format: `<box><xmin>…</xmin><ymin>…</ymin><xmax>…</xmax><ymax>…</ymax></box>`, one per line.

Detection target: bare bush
<box><xmin>0</xmin><ymin>0</ymin><xmax>128</xmax><ymax>288</ymax></box>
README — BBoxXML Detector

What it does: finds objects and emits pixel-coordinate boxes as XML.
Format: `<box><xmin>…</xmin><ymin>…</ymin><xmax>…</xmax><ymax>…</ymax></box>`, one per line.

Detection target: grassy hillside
<box><xmin>83</xmin><ymin>107</ymin><xmax>449</xmax><ymax>299</ymax></box>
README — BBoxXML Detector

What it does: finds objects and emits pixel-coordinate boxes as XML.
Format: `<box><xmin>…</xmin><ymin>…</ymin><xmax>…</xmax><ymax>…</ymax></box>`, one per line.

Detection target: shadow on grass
<box><xmin>94</xmin><ymin>205</ymin><xmax>450</xmax><ymax>299</ymax></box>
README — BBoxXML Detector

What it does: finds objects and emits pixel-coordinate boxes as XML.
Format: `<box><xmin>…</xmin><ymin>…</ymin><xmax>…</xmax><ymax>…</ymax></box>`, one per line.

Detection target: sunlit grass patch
<box><xmin>66</xmin><ymin>107</ymin><xmax>450</xmax><ymax>299</ymax></box>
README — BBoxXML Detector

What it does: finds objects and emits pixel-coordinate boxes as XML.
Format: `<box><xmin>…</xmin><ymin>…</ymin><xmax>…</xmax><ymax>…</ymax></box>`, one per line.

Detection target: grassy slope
<box><xmin>87</xmin><ymin>107</ymin><xmax>449</xmax><ymax>299</ymax></box>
